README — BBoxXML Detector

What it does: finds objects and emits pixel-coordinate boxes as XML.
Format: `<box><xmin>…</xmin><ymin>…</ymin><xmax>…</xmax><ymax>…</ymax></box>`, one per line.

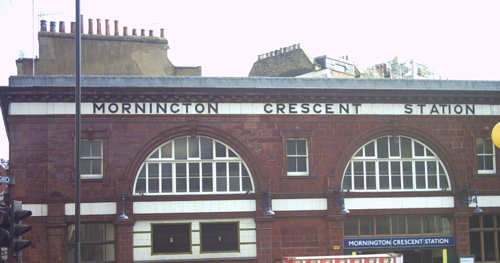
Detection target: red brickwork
<box><xmin>2</xmin><ymin>83</ymin><xmax>500</xmax><ymax>262</ymax></box>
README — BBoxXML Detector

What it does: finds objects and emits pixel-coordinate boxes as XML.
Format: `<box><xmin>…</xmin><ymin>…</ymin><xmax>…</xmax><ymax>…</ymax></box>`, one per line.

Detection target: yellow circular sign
<box><xmin>492</xmin><ymin>122</ymin><xmax>500</xmax><ymax>148</ymax></box>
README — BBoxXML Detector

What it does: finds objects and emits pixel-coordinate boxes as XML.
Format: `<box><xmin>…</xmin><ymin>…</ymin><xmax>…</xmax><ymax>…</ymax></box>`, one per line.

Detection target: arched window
<box><xmin>134</xmin><ymin>136</ymin><xmax>254</xmax><ymax>195</ymax></box>
<box><xmin>342</xmin><ymin>136</ymin><xmax>450</xmax><ymax>192</ymax></box>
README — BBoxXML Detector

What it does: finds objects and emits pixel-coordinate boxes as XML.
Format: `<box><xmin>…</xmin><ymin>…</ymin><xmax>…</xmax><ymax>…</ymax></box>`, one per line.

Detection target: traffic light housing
<box><xmin>10</xmin><ymin>200</ymin><xmax>32</xmax><ymax>257</ymax></box>
<box><xmin>0</xmin><ymin>208</ymin><xmax>10</xmax><ymax>247</ymax></box>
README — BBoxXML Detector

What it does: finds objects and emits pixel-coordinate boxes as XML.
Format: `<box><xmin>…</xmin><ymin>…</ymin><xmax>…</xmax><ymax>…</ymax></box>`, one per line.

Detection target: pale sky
<box><xmin>0</xmin><ymin>0</ymin><xmax>499</xmax><ymax>160</ymax></box>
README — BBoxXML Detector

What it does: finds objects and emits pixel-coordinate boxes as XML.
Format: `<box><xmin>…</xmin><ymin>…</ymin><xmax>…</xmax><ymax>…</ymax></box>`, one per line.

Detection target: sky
<box><xmin>0</xmin><ymin>0</ymin><xmax>499</xmax><ymax>160</ymax></box>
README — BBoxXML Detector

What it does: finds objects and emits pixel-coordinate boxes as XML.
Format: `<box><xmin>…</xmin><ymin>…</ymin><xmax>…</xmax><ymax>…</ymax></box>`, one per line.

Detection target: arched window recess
<box><xmin>134</xmin><ymin>136</ymin><xmax>255</xmax><ymax>195</ymax></box>
<box><xmin>342</xmin><ymin>135</ymin><xmax>450</xmax><ymax>192</ymax></box>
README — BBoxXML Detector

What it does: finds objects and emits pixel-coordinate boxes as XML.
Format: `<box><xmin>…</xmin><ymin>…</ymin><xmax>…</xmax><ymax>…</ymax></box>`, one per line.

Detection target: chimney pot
<box><xmin>149</xmin><ymin>30</ymin><xmax>153</xmax><ymax>37</ymax></box>
<box><xmin>132</xmin><ymin>29</ymin><xmax>137</xmax><ymax>36</ymax></box>
<box><xmin>71</xmin><ymin>22</ymin><xmax>76</xmax><ymax>33</ymax></box>
<box><xmin>40</xmin><ymin>20</ymin><xmax>47</xmax><ymax>31</ymax></box>
<box><xmin>59</xmin><ymin>21</ymin><xmax>65</xmax><ymax>33</ymax></box>
<box><xmin>123</xmin><ymin>26</ymin><xmax>128</xmax><ymax>36</ymax></box>
<box><xmin>105</xmin><ymin>19</ymin><xmax>110</xmax><ymax>35</ymax></box>
<box><xmin>160</xmin><ymin>28</ymin><xmax>165</xmax><ymax>38</ymax></box>
<box><xmin>50</xmin><ymin>21</ymin><xmax>56</xmax><ymax>32</ymax></box>
<box><xmin>80</xmin><ymin>15</ymin><xmax>84</xmax><ymax>33</ymax></box>
<box><xmin>96</xmin><ymin>19</ymin><xmax>101</xmax><ymax>34</ymax></box>
<box><xmin>88</xmin><ymin>19</ymin><xmax>93</xmax><ymax>34</ymax></box>
<box><xmin>141</xmin><ymin>29</ymin><xmax>145</xmax><ymax>36</ymax></box>
<box><xmin>114</xmin><ymin>20</ymin><xmax>119</xmax><ymax>35</ymax></box>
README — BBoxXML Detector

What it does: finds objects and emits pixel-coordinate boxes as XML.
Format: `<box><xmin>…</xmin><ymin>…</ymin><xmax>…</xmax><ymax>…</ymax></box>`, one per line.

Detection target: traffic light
<box><xmin>10</xmin><ymin>200</ymin><xmax>32</xmax><ymax>257</ymax></box>
<box><xmin>0</xmin><ymin>208</ymin><xmax>10</xmax><ymax>247</ymax></box>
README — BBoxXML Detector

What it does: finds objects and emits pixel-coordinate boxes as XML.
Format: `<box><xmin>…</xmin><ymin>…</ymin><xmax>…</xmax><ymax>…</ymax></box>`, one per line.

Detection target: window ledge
<box><xmin>280</xmin><ymin>173</ymin><xmax>318</xmax><ymax>183</ymax></box>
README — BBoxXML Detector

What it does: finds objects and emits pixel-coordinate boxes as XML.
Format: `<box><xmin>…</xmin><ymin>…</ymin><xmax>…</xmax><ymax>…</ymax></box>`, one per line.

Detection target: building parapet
<box><xmin>257</xmin><ymin>44</ymin><xmax>301</xmax><ymax>60</ymax></box>
<box><xmin>7</xmin><ymin>76</ymin><xmax>500</xmax><ymax>91</ymax></box>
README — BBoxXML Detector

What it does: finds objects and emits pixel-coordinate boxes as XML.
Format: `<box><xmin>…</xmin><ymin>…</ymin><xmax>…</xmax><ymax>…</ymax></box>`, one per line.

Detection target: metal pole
<box><xmin>74</xmin><ymin>0</ymin><xmax>82</xmax><ymax>262</ymax></box>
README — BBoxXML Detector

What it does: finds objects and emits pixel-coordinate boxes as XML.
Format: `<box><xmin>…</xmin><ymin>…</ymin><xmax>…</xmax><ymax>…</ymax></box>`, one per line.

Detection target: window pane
<box><xmin>392</xmin><ymin>216</ymin><xmax>405</xmax><ymax>234</ymax></box>
<box><xmin>296</xmin><ymin>157</ymin><xmax>307</xmax><ymax>172</ymax></box>
<box><xmin>161</xmin><ymin>142</ymin><xmax>172</xmax><ymax>158</ymax></box>
<box><xmin>407</xmin><ymin>216</ymin><xmax>421</xmax><ymax>234</ymax></box>
<box><xmin>470</xmin><ymin>232</ymin><xmax>482</xmax><ymax>262</ymax></box>
<box><xmin>365</xmin><ymin>142</ymin><xmax>375</xmax><ymax>157</ymax></box>
<box><xmin>345</xmin><ymin>217</ymin><xmax>358</xmax><ymax>235</ymax></box>
<box><xmin>423</xmin><ymin>216</ymin><xmax>436</xmax><ymax>233</ymax></box>
<box><xmin>296</xmin><ymin>140</ymin><xmax>307</xmax><ymax>155</ymax></box>
<box><xmin>174</xmin><ymin>138</ymin><xmax>187</xmax><ymax>159</ymax></box>
<box><xmin>401</xmin><ymin>137</ymin><xmax>412</xmax><ymax>158</ymax></box>
<box><xmin>215</xmin><ymin>142</ymin><xmax>226</xmax><ymax>157</ymax></box>
<box><xmin>377</xmin><ymin>137</ymin><xmax>388</xmax><ymax>158</ymax></box>
<box><xmin>188</xmin><ymin>137</ymin><xmax>199</xmax><ymax>158</ymax></box>
<box><xmin>200</xmin><ymin>137</ymin><xmax>213</xmax><ymax>159</ymax></box>
<box><xmin>360</xmin><ymin>217</ymin><xmax>374</xmax><ymax>235</ymax></box>
<box><xmin>189</xmin><ymin>163</ymin><xmax>200</xmax><ymax>192</ymax></box>
<box><xmin>287</xmin><ymin>157</ymin><xmax>297</xmax><ymax>172</ymax></box>
<box><xmin>440</xmin><ymin>216</ymin><xmax>452</xmax><ymax>233</ymax></box>
<box><xmin>91</xmin><ymin>160</ymin><xmax>101</xmax><ymax>174</ymax></box>
<box><xmin>376</xmin><ymin>217</ymin><xmax>390</xmax><ymax>235</ymax></box>
<box><xmin>80</xmin><ymin>160</ymin><xmax>91</xmax><ymax>174</ymax></box>
<box><xmin>149</xmin><ymin>163</ymin><xmax>159</xmax><ymax>193</ymax></box>
<box><xmin>483</xmin><ymin>215</ymin><xmax>494</xmax><ymax>228</ymax></box>
<box><xmin>216</xmin><ymin>163</ymin><xmax>227</xmax><ymax>191</ymax></box>
<box><xmin>242</xmin><ymin>165</ymin><xmax>252</xmax><ymax>192</ymax></box>
<box><xmin>176</xmin><ymin>163</ymin><xmax>187</xmax><ymax>192</ymax></box>
<box><xmin>161</xmin><ymin>163</ymin><xmax>172</xmax><ymax>193</ymax></box>
<box><xmin>469</xmin><ymin>215</ymin><xmax>480</xmax><ymax>228</ymax></box>
<box><xmin>484</xmin><ymin>231</ymin><xmax>495</xmax><ymax>261</ymax></box>
<box><xmin>414</xmin><ymin>142</ymin><xmax>424</xmax><ymax>156</ymax></box>
<box><xmin>91</xmin><ymin>141</ymin><xmax>102</xmax><ymax>157</ymax></box>
<box><xmin>202</xmin><ymin>163</ymin><xmax>213</xmax><ymax>192</ymax></box>
<box><xmin>229</xmin><ymin>163</ymin><xmax>240</xmax><ymax>191</ymax></box>
<box><xmin>390</xmin><ymin>137</ymin><xmax>400</xmax><ymax>157</ymax></box>
<box><xmin>287</xmin><ymin>140</ymin><xmax>296</xmax><ymax>155</ymax></box>
<box><xmin>81</xmin><ymin>141</ymin><xmax>91</xmax><ymax>157</ymax></box>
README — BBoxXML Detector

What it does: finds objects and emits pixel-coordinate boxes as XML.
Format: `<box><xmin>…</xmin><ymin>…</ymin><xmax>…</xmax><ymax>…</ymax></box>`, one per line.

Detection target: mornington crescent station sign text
<box><xmin>9</xmin><ymin>102</ymin><xmax>500</xmax><ymax>116</ymax></box>
<box><xmin>91</xmin><ymin>102</ymin><xmax>480</xmax><ymax>115</ymax></box>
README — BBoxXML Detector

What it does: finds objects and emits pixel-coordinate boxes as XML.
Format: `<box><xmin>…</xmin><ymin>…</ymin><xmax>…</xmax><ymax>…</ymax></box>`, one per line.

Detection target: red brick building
<box><xmin>1</xmin><ymin>76</ymin><xmax>499</xmax><ymax>263</ymax></box>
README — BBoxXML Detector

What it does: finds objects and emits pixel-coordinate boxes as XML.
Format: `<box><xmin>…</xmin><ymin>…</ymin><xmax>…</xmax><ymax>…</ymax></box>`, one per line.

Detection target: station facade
<box><xmin>1</xmin><ymin>76</ymin><xmax>500</xmax><ymax>263</ymax></box>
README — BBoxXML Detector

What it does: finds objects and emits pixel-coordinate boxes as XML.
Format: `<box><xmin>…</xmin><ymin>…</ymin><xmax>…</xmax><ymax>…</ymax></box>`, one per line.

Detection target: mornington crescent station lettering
<box><xmin>344</xmin><ymin>236</ymin><xmax>455</xmax><ymax>249</ymax></box>
<box><xmin>10</xmin><ymin>102</ymin><xmax>496</xmax><ymax>116</ymax></box>
<box><xmin>89</xmin><ymin>103</ymin><xmax>480</xmax><ymax>115</ymax></box>
<box><xmin>93</xmin><ymin>102</ymin><xmax>219</xmax><ymax>114</ymax></box>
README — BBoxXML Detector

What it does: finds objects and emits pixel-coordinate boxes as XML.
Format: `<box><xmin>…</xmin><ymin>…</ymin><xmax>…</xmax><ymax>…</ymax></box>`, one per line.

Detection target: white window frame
<box><xmin>80</xmin><ymin>139</ymin><xmax>103</xmax><ymax>179</ymax></box>
<box><xmin>342</xmin><ymin>136</ymin><xmax>450</xmax><ymax>192</ymax></box>
<box><xmin>476</xmin><ymin>137</ymin><xmax>496</xmax><ymax>174</ymax></box>
<box><xmin>133</xmin><ymin>136</ymin><xmax>254</xmax><ymax>195</ymax></box>
<box><xmin>286</xmin><ymin>138</ymin><xmax>309</xmax><ymax>176</ymax></box>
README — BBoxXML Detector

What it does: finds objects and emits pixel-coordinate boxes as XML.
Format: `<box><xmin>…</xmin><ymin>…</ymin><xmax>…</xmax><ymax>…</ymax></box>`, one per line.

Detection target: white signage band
<box><xmin>9</xmin><ymin>102</ymin><xmax>500</xmax><ymax>116</ymax></box>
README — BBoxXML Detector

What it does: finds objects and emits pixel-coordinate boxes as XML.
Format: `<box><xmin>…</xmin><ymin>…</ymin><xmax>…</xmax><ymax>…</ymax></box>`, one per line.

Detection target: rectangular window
<box><xmin>344</xmin><ymin>215</ymin><xmax>453</xmax><ymax>236</ymax></box>
<box><xmin>476</xmin><ymin>138</ymin><xmax>496</xmax><ymax>174</ymax></box>
<box><xmin>67</xmin><ymin>223</ymin><xmax>114</xmax><ymax>263</ymax></box>
<box><xmin>152</xmin><ymin>223</ymin><xmax>191</xmax><ymax>254</ymax></box>
<box><xmin>201</xmin><ymin>222</ymin><xmax>239</xmax><ymax>252</ymax></box>
<box><xmin>286</xmin><ymin>138</ymin><xmax>309</xmax><ymax>176</ymax></box>
<box><xmin>80</xmin><ymin>140</ymin><xmax>103</xmax><ymax>179</ymax></box>
<box><xmin>470</xmin><ymin>214</ymin><xmax>500</xmax><ymax>263</ymax></box>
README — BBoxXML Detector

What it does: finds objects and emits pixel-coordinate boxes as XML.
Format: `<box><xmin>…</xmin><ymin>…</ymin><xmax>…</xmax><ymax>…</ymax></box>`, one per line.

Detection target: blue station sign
<box><xmin>344</xmin><ymin>236</ymin><xmax>455</xmax><ymax>249</ymax></box>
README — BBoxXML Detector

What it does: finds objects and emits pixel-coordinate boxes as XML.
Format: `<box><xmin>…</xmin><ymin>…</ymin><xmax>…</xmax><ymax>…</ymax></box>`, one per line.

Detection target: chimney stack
<box><xmin>114</xmin><ymin>20</ymin><xmax>119</xmax><ymax>36</ymax></box>
<box><xmin>40</xmin><ymin>20</ymin><xmax>47</xmax><ymax>31</ymax></box>
<box><xmin>59</xmin><ymin>21</ymin><xmax>65</xmax><ymax>33</ymax></box>
<box><xmin>96</xmin><ymin>19</ymin><xmax>101</xmax><ymax>35</ymax></box>
<box><xmin>105</xmin><ymin>19</ymin><xmax>110</xmax><ymax>35</ymax></box>
<box><xmin>88</xmin><ymin>19</ymin><xmax>93</xmax><ymax>34</ymax></box>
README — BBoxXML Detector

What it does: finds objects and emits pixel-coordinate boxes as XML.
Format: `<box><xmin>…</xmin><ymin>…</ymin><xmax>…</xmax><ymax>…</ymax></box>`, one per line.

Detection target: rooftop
<box><xmin>7</xmin><ymin>76</ymin><xmax>500</xmax><ymax>91</ymax></box>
